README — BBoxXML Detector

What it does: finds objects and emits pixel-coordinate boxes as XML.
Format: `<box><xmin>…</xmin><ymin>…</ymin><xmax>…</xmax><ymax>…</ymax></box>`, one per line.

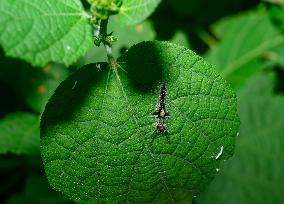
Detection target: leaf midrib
<box><xmin>112</xmin><ymin>66</ymin><xmax>176</xmax><ymax>203</ymax></box>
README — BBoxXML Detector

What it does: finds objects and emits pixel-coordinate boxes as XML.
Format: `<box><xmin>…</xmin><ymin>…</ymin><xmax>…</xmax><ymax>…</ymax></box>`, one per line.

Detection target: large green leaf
<box><xmin>117</xmin><ymin>0</ymin><xmax>161</xmax><ymax>25</ymax></box>
<box><xmin>197</xmin><ymin>74</ymin><xmax>284</xmax><ymax>204</ymax></box>
<box><xmin>41</xmin><ymin>41</ymin><xmax>239</xmax><ymax>203</ymax></box>
<box><xmin>0</xmin><ymin>112</ymin><xmax>40</xmax><ymax>156</ymax></box>
<box><xmin>207</xmin><ymin>10</ymin><xmax>284</xmax><ymax>89</ymax></box>
<box><xmin>0</xmin><ymin>0</ymin><xmax>92</xmax><ymax>66</ymax></box>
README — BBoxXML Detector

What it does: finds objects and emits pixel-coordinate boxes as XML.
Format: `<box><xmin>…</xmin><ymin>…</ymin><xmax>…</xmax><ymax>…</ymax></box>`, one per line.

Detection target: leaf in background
<box><xmin>0</xmin><ymin>49</ymin><xmax>69</xmax><ymax>114</ymax></box>
<box><xmin>0</xmin><ymin>49</ymin><xmax>28</xmax><ymax>117</ymax></box>
<box><xmin>108</xmin><ymin>18</ymin><xmax>156</xmax><ymax>56</ymax></box>
<box><xmin>0</xmin><ymin>112</ymin><xmax>40</xmax><ymax>156</ymax></box>
<box><xmin>265</xmin><ymin>3</ymin><xmax>284</xmax><ymax>68</ymax></box>
<box><xmin>0</xmin><ymin>0</ymin><xmax>92</xmax><ymax>66</ymax></box>
<box><xmin>0</xmin><ymin>156</ymin><xmax>43</xmax><ymax>202</ymax></box>
<box><xmin>170</xmin><ymin>30</ymin><xmax>191</xmax><ymax>48</ymax></box>
<box><xmin>162</xmin><ymin>0</ymin><xmax>258</xmax><ymax>25</ymax></box>
<box><xmin>117</xmin><ymin>0</ymin><xmax>161</xmax><ymax>25</ymax></box>
<box><xmin>206</xmin><ymin>10</ymin><xmax>284</xmax><ymax>89</ymax></box>
<box><xmin>20</xmin><ymin>63</ymin><xmax>69</xmax><ymax>113</ymax></box>
<box><xmin>75</xmin><ymin>19</ymin><xmax>155</xmax><ymax>67</ymax></box>
<box><xmin>0</xmin><ymin>49</ymin><xmax>22</xmax><ymax>84</ymax></box>
<box><xmin>41</xmin><ymin>41</ymin><xmax>239</xmax><ymax>203</ymax></box>
<box><xmin>266</xmin><ymin>44</ymin><xmax>284</xmax><ymax>68</ymax></box>
<box><xmin>268</xmin><ymin>3</ymin><xmax>284</xmax><ymax>32</ymax></box>
<box><xmin>6</xmin><ymin>174</ymin><xmax>73</xmax><ymax>204</ymax></box>
<box><xmin>197</xmin><ymin>74</ymin><xmax>284</xmax><ymax>204</ymax></box>
<box><xmin>274</xmin><ymin>47</ymin><xmax>284</xmax><ymax>67</ymax></box>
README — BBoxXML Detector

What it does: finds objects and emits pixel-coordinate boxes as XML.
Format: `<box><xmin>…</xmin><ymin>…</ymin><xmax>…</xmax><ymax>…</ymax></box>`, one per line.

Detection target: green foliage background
<box><xmin>0</xmin><ymin>0</ymin><xmax>284</xmax><ymax>203</ymax></box>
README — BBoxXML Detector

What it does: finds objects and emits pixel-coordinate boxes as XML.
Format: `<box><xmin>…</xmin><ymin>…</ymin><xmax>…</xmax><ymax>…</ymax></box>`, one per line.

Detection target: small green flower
<box><xmin>88</xmin><ymin>0</ymin><xmax>123</xmax><ymax>24</ymax></box>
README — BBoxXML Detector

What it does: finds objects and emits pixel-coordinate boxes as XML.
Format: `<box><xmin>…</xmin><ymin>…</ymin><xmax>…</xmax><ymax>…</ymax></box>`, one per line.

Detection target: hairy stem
<box><xmin>100</xmin><ymin>18</ymin><xmax>117</xmax><ymax>70</ymax></box>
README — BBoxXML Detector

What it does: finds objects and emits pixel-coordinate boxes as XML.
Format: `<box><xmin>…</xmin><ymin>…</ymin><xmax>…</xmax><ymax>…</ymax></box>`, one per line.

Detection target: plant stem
<box><xmin>100</xmin><ymin>18</ymin><xmax>117</xmax><ymax>70</ymax></box>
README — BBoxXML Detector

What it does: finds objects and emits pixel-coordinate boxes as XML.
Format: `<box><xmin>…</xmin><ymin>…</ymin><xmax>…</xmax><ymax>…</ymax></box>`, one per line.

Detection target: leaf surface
<box><xmin>41</xmin><ymin>41</ymin><xmax>240</xmax><ymax>203</ymax></box>
<box><xmin>0</xmin><ymin>0</ymin><xmax>92</xmax><ymax>66</ymax></box>
<box><xmin>117</xmin><ymin>0</ymin><xmax>161</xmax><ymax>25</ymax></box>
